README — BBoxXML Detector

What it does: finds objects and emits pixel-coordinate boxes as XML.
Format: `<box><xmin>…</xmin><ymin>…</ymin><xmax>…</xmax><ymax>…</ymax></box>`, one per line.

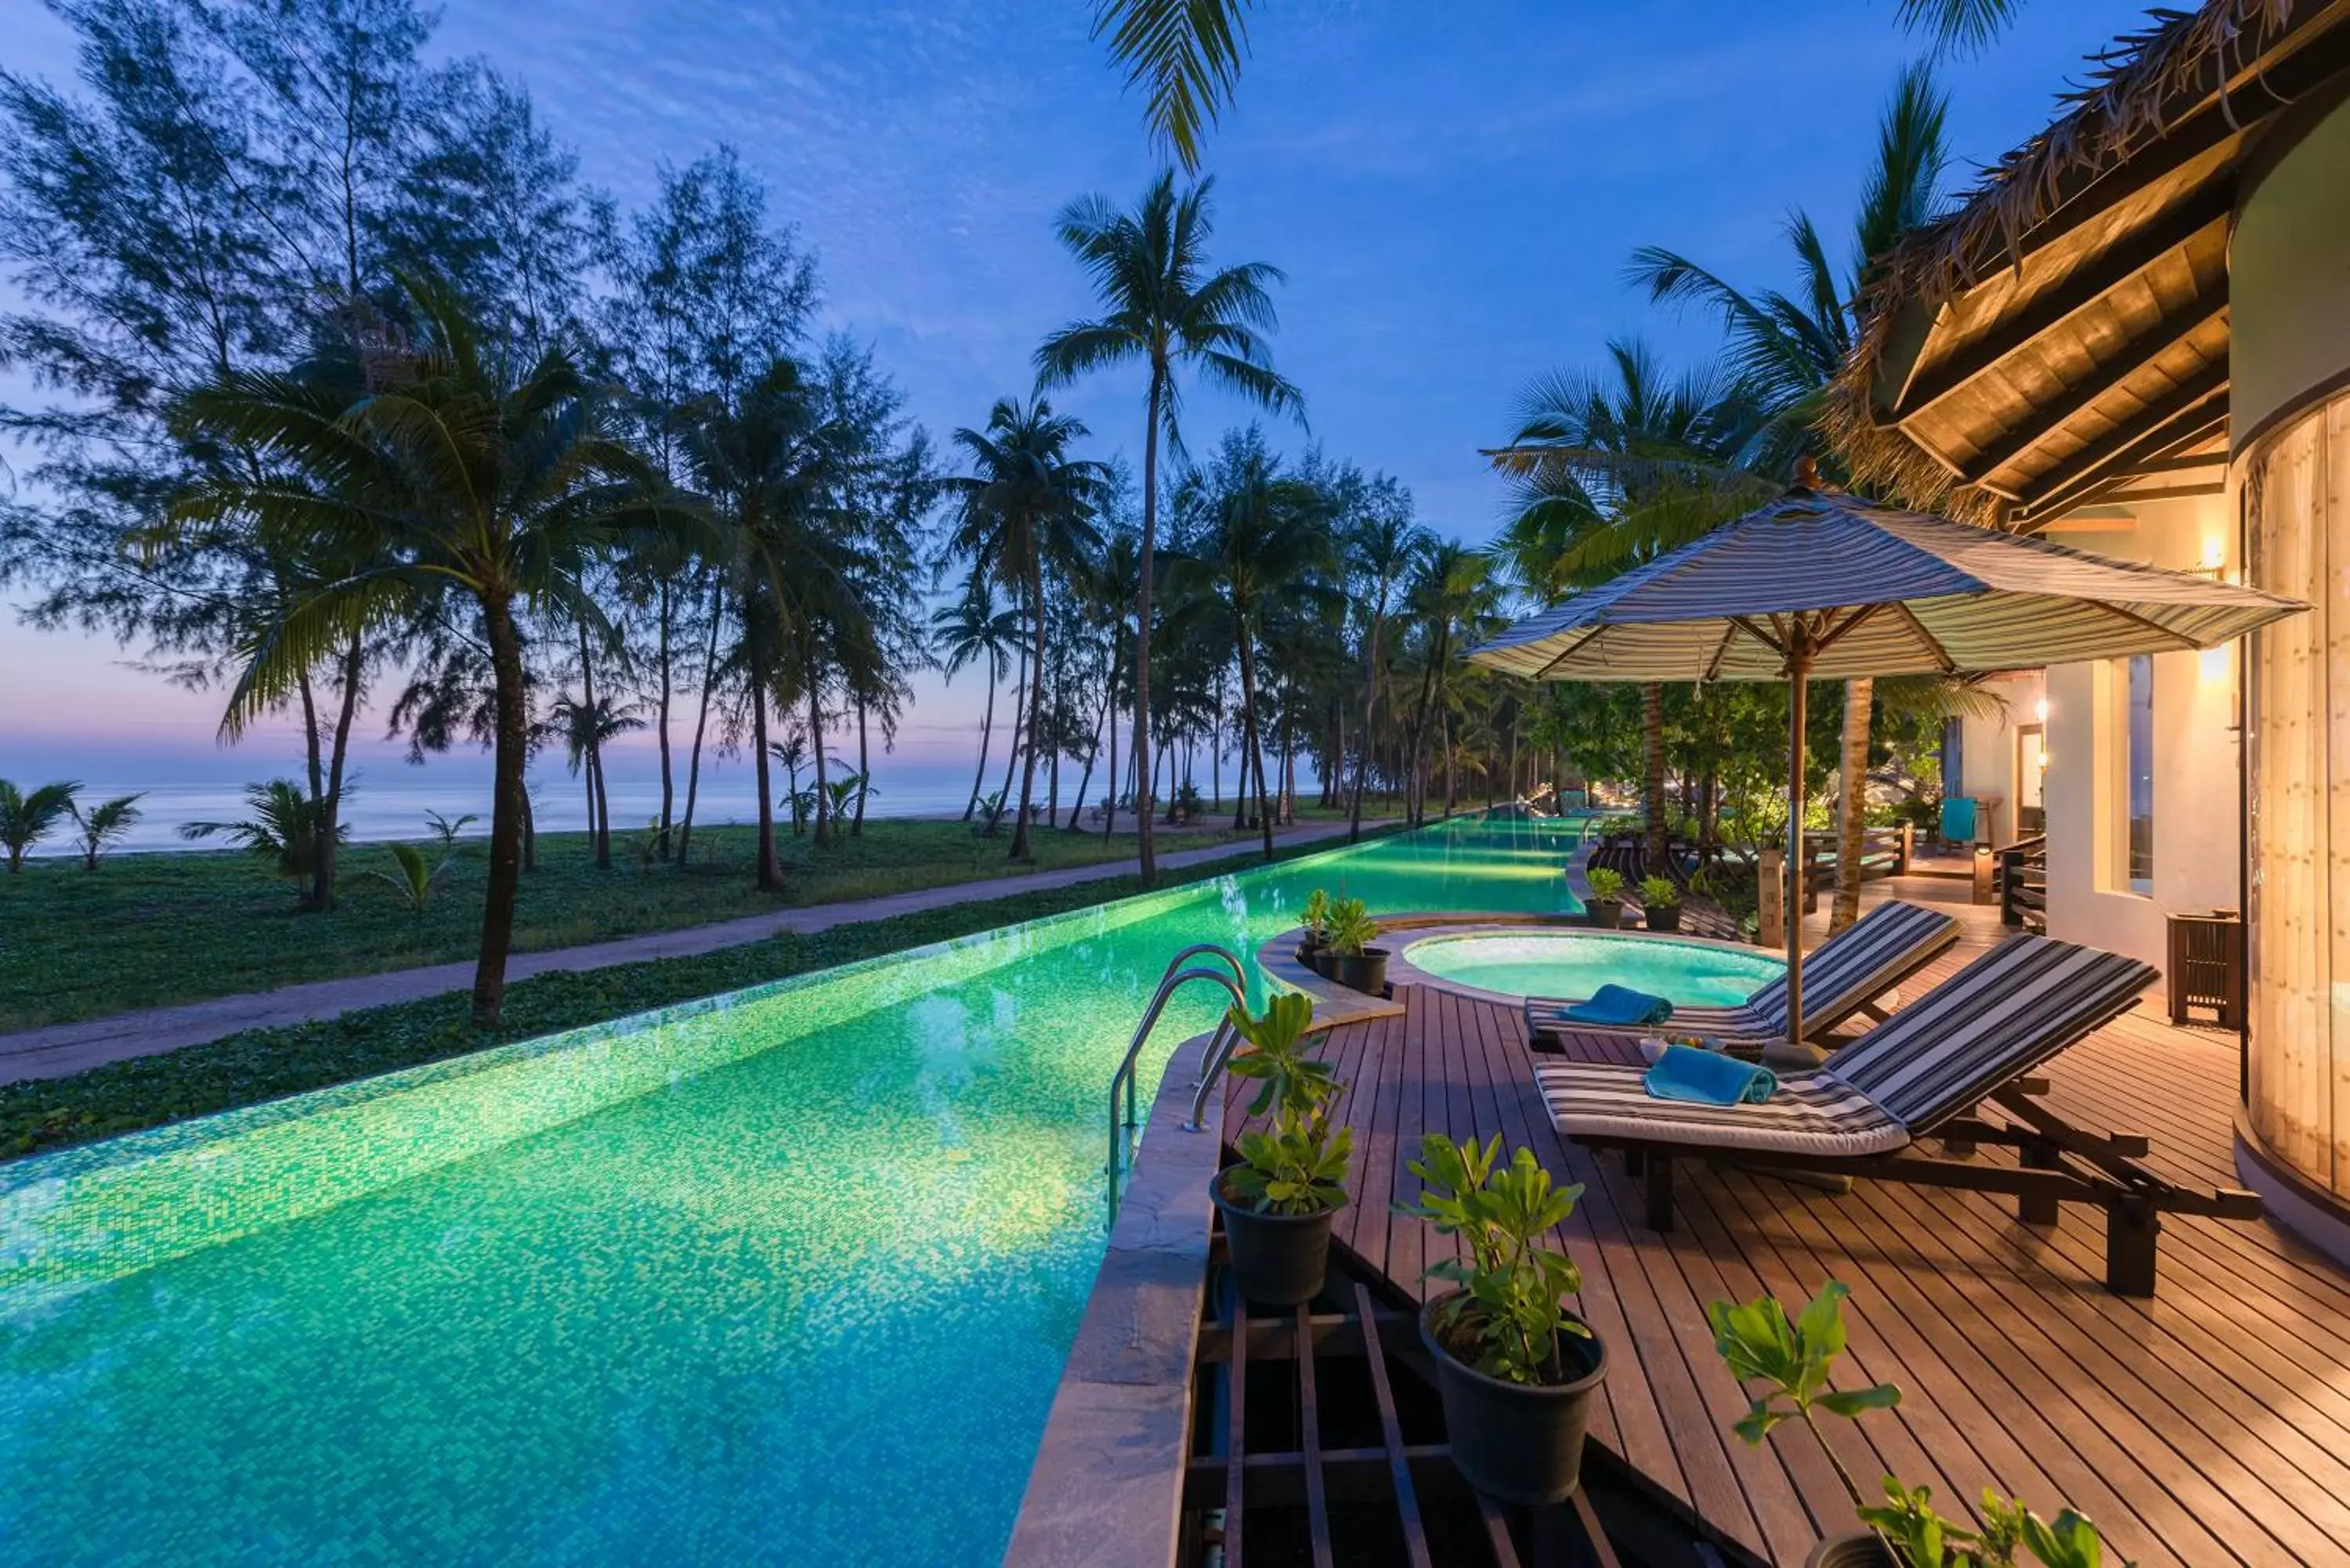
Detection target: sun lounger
<box><xmin>1525</xmin><ymin>898</ymin><xmax>1962</xmax><ymax>1049</ymax></box>
<box><xmin>1534</xmin><ymin>935</ymin><xmax>2261</xmax><ymax>1295</ymax></box>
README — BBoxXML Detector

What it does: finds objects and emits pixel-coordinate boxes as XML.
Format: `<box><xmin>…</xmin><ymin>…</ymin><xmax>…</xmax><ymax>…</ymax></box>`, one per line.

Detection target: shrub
<box><xmin>1</xmin><ymin>779</ymin><xmax>79</xmax><ymax>873</ymax></box>
<box><xmin>1585</xmin><ymin>866</ymin><xmax>1625</xmax><ymax>900</ymax></box>
<box><xmin>1639</xmin><ymin>874</ymin><xmax>1680</xmax><ymax>909</ymax></box>
<box><xmin>1399</xmin><ymin>1134</ymin><xmax>1589</xmax><ymax>1384</ymax></box>
<box><xmin>68</xmin><ymin>793</ymin><xmax>143</xmax><ymax>870</ymax></box>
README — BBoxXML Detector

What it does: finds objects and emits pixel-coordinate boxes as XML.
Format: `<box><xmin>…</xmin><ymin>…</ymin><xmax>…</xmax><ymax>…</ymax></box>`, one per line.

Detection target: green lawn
<box><xmin>0</xmin><ymin>826</ymin><xmax>1397</xmax><ymax>1160</ymax></box>
<box><xmin>0</xmin><ymin>817</ymin><xmax>1253</xmax><ymax>1030</ymax></box>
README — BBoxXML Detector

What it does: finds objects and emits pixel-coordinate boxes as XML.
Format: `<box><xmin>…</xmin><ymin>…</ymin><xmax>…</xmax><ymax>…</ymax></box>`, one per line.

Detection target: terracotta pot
<box><xmin>1211</xmin><ymin>1169</ymin><xmax>1344</xmax><ymax>1306</ymax></box>
<box><xmin>1419</xmin><ymin>1292</ymin><xmax>1607</xmax><ymax>1506</ymax></box>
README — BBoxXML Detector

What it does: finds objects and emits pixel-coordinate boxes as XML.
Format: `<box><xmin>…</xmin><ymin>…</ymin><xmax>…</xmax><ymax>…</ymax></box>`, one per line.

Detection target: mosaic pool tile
<box><xmin>0</xmin><ymin>817</ymin><xmax>1593</xmax><ymax>1566</ymax></box>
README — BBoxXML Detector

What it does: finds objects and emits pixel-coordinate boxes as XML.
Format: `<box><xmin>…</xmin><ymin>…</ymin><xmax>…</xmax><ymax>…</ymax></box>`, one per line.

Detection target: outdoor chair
<box><xmin>1532</xmin><ymin>934</ymin><xmax>2262</xmax><ymax>1295</ymax></box>
<box><xmin>1524</xmin><ymin>898</ymin><xmax>1962</xmax><ymax>1050</ymax></box>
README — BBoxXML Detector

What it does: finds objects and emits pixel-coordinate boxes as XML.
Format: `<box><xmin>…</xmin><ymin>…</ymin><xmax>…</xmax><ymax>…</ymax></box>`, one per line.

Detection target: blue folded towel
<box><xmin>1563</xmin><ymin>983</ymin><xmax>1675</xmax><ymax>1027</ymax></box>
<box><xmin>1643</xmin><ymin>1043</ymin><xmax>1777</xmax><ymax>1106</ymax></box>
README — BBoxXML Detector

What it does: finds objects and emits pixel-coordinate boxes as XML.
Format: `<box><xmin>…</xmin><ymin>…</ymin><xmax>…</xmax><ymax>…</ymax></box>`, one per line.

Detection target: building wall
<box><xmin>2236</xmin><ymin>92</ymin><xmax>2350</xmax><ymax>1201</ymax></box>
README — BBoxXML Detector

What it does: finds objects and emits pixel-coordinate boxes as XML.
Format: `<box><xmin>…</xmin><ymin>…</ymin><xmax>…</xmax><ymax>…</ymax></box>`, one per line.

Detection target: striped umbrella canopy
<box><xmin>1469</xmin><ymin>468</ymin><xmax>2305</xmax><ymax>1048</ymax></box>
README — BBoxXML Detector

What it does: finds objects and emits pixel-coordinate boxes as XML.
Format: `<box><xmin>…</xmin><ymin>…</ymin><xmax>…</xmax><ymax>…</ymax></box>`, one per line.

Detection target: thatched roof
<box><xmin>1829</xmin><ymin>0</ymin><xmax>2350</xmax><ymax>527</ymax></box>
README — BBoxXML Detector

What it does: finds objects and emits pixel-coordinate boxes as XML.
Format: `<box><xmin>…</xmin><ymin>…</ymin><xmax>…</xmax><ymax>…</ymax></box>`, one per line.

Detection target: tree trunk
<box><xmin>656</xmin><ymin>576</ymin><xmax>674</xmax><ymax>858</ymax></box>
<box><xmin>1101</xmin><ymin>683</ymin><xmax>1119</xmax><ymax>841</ymax></box>
<box><xmin>994</xmin><ymin>640</ymin><xmax>1027</xmax><ymax>833</ymax></box>
<box><xmin>1831</xmin><ymin>677</ymin><xmax>1875</xmax><ymax>933</ymax></box>
<box><xmin>1133</xmin><ymin>366</ymin><xmax>1164</xmax><ymax>885</ymax></box>
<box><xmin>314</xmin><ymin>630</ymin><xmax>363</xmax><ymax>911</ymax></box>
<box><xmin>751</xmin><ymin>670</ymin><xmax>783</xmax><ymax>891</ymax></box>
<box><xmin>1643</xmin><ymin>682</ymin><xmax>1668</xmax><ymax>876</ymax></box>
<box><xmin>522</xmin><ymin>789</ymin><xmax>536</xmax><ymax>873</ymax></box>
<box><xmin>1010</xmin><ymin>554</ymin><xmax>1047</xmax><ymax>860</ymax></box>
<box><xmin>965</xmin><ymin>659</ymin><xmax>996</xmax><ymax>822</ymax></box>
<box><xmin>1235</xmin><ymin>625</ymin><xmax>1275</xmax><ymax>858</ymax></box>
<box><xmin>1070</xmin><ymin>674</ymin><xmax>1111</xmax><ymax>831</ymax></box>
<box><xmin>806</xmin><ymin>652</ymin><xmax>831</xmax><ymax>847</ymax></box>
<box><xmin>676</xmin><ymin>581</ymin><xmax>722</xmax><ymax>867</ymax></box>
<box><xmin>574</xmin><ymin>620</ymin><xmax>609</xmax><ymax>869</ymax></box>
<box><xmin>473</xmin><ymin>593</ymin><xmax>530</xmax><ymax>1028</ymax></box>
<box><xmin>1348</xmin><ymin>608</ymin><xmax>1384</xmax><ymax>843</ymax></box>
<box><xmin>853</xmin><ymin>693</ymin><xmax>870</xmax><ymax>837</ymax></box>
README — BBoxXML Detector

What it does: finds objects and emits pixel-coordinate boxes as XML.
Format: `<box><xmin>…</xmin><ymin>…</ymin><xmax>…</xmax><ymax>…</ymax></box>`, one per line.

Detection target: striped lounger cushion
<box><xmin>1535</xmin><ymin>1058</ymin><xmax>1910</xmax><ymax>1157</ymax></box>
<box><xmin>1526</xmin><ymin>899</ymin><xmax>1961</xmax><ymax>1043</ymax></box>
<box><xmin>1534</xmin><ymin>935</ymin><xmax>2157</xmax><ymax>1161</ymax></box>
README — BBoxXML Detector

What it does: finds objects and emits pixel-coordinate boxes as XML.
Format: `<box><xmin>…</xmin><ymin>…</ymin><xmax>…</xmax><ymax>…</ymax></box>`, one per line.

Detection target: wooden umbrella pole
<box><xmin>1784</xmin><ymin>637</ymin><xmax>1814</xmax><ymax>1050</ymax></box>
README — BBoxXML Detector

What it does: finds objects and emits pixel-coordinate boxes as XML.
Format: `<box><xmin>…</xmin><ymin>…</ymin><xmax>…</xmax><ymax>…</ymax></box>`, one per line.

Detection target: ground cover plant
<box><xmin>0</xmin><ymin>818</ymin><xmax>1252</xmax><ymax>1031</ymax></box>
<box><xmin>0</xmin><ymin>826</ymin><xmax>1395</xmax><ymax>1160</ymax></box>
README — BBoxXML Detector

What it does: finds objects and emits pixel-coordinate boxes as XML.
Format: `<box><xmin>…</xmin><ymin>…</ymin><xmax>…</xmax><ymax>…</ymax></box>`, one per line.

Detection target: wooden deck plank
<box><xmin>1253</xmin><ymin>898</ymin><xmax>2350</xmax><ymax>1566</ymax></box>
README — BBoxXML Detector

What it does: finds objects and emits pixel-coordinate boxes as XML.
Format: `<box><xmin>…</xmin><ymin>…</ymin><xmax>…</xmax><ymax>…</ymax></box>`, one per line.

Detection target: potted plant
<box><xmin>1297</xmin><ymin>888</ymin><xmax>1332</xmax><ymax>972</ymax></box>
<box><xmin>1640</xmin><ymin>874</ymin><xmax>1683</xmax><ymax>933</ymax></box>
<box><xmin>1321</xmin><ymin>897</ymin><xmax>1389</xmax><ymax>995</ymax></box>
<box><xmin>1584</xmin><ymin>866</ymin><xmax>1625</xmax><ymax>929</ymax></box>
<box><xmin>1710</xmin><ymin>1284</ymin><xmax>2121</xmax><ymax>1566</ymax></box>
<box><xmin>1211</xmin><ymin>992</ymin><xmax>1351</xmax><ymax>1306</ymax></box>
<box><xmin>1397</xmin><ymin>1134</ymin><xmax>1607</xmax><ymax>1506</ymax></box>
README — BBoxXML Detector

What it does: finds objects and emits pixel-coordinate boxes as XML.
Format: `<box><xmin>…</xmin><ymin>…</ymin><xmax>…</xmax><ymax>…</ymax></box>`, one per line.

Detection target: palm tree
<box><xmin>685</xmin><ymin>356</ymin><xmax>866</xmax><ymax>883</ymax></box>
<box><xmin>1176</xmin><ymin>434</ymin><xmax>1332</xmax><ymax>857</ymax></box>
<box><xmin>1035</xmin><ymin>170</ymin><xmax>1302</xmax><ymax>885</ymax></box>
<box><xmin>0</xmin><ymin>779</ymin><xmax>79</xmax><ymax>873</ymax></box>
<box><xmin>181</xmin><ymin>779</ymin><xmax>350</xmax><ymax>899</ymax></box>
<box><xmin>1399</xmin><ymin>544</ymin><xmax>1502</xmax><ymax>825</ymax></box>
<box><xmin>1489</xmin><ymin>342</ymin><xmax>1773</xmax><ymax>869</ymax></box>
<box><xmin>168</xmin><ymin>277</ymin><xmax>696</xmax><ymax>1024</ymax></box>
<box><xmin>932</xmin><ymin>578</ymin><xmax>1022</xmax><ymax>823</ymax></box>
<box><xmin>1624</xmin><ymin>61</ymin><xmax>1950</xmax><ymax>928</ymax></box>
<box><xmin>70</xmin><ymin>793</ymin><xmax>145</xmax><ymax>871</ymax></box>
<box><xmin>542</xmin><ymin>692</ymin><xmax>644</xmax><ymax>851</ymax></box>
<box><xmin>1343</xmin><ymin>493</ymin><xmax>1428</xmax><ymax>842</ymax></box>
<box><xmin>943</xmin><ymin>396</ymin><xmax>1108</xmax><ymax>859</ymax></box>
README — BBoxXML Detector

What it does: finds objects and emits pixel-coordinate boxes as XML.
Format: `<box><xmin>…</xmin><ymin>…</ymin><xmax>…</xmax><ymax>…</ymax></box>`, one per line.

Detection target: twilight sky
<box><xmin>0</xmin><ymin>0</ymin><xmax>2154</xmax><ymax>799</ymax></box>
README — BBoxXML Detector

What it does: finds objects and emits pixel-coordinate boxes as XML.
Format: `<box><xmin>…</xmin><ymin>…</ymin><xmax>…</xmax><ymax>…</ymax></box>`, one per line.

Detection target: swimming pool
<box><xmin>1402</xmin><ymin>929</ymin><xmax>1784</xmax><ymax>1006</ymax></box>
<box><xmin>0</xmin><ymin>815</ymin><xmax>1590</xmax><ymax>1566</ymax></box>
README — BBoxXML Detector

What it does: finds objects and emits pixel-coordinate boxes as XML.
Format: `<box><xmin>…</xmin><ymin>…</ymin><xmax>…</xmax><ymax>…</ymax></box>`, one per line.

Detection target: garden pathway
<box><xmin>0</xmin><ymin>818</ymin><xmax>1378</xmax><ymax>1085</ymax></box>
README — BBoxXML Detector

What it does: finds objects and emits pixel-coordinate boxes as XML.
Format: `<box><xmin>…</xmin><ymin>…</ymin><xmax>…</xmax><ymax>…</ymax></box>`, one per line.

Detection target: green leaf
<box><xmin>1815</xmin><ymin>1383</ymin><xmax>1904</xmax><ymax>1419</ymax></box>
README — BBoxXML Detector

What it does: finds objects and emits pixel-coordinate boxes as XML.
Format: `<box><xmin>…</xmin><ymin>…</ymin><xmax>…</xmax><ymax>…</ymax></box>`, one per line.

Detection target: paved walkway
<box><xmin>1</xmin><ymin>820</ymin><xmax>1379</xmax><ymax>1086</ymax></box>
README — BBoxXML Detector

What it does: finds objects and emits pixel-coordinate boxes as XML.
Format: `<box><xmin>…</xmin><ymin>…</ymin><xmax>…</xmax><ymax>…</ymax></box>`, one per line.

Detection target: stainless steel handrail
<box><xmin>1105</xmin><ymin>944</ymin><xmax>1249</xmax><ymax>1225</ymax></box>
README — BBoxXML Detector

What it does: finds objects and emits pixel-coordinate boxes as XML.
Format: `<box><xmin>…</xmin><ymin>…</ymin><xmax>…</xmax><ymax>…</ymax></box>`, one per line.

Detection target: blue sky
<box><xmin>0</xmin><ymin>0</ymin><xmax>2156</xmax><ymax>791</ymax></box>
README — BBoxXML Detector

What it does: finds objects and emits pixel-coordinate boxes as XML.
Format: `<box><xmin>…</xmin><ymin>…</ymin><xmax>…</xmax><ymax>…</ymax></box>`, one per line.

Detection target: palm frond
<box><xmin>1090</xmin><ymin>0</ymin><xmax>1253</xmax><ymax>172</ymax></box>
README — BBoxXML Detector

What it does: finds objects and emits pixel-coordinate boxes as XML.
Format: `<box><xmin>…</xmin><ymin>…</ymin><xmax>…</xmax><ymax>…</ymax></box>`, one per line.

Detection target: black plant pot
<box><xmin>1327</xmin><ymin>948</ymin><xmax>1390</xmax><ymax>996</ymax></box>
<box><xmin>1585</xmin><ymin>898</ymin><xmax>1622</xmax><ymax>930</ymax></box>
<box><xmin>1419</xmin><ymin>1293</ymin><xmax>1607</xmax><ymax>1506</ymax></box>
<box><xmin>1296</xmin><ymin>936</ymin><xmax>1323</xmax><ymax>971</ymax></box>
<box><xmin>1806</xmin><ymin>1534</ymin><xmax>1894</xmax><ymax>1568</ymax></box>
<box><xmin>1211</xmin><ymin>1170</ymin><xmax>1344</xmax><ymax>1306</ymax></box>
<box><xmin>1645</xmin><ymin>905</ymin><xmax>1683</xmax><ymax>934</ymax></box>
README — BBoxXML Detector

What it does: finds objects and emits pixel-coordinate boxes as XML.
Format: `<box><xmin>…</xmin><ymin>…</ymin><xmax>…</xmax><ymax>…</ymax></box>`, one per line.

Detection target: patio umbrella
<box><xmin>1468</xmin><ymin>461</ymin><xmax>2306</xmax><ymax>1049</ymax></box>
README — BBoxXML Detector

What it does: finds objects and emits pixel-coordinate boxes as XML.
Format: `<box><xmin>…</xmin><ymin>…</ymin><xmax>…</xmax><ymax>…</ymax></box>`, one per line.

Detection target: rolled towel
<box><xmin>1643</xmin><ymin>1042</ymin><xmax>1777</xmax><ymax>1106</ymax></box>
<box><xmin>1563</xmin><ymin>982</ymin><xmax>1675</xmax><ymax>1027</ymax></box>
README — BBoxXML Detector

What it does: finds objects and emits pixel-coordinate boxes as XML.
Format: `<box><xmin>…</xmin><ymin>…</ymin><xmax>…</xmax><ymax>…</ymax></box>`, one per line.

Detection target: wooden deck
<box><xmin>1235</xmin><ymin>889</ymin><xmax>2350</xmax><ymax>1566</ymax></box>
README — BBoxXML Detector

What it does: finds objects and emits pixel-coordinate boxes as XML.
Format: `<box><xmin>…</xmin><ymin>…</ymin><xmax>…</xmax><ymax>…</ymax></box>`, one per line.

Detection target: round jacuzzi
<box><xmin>1399</xmin><ymin>930</ymin><xmax>1783</xmax><ymax>1005</ymax></box>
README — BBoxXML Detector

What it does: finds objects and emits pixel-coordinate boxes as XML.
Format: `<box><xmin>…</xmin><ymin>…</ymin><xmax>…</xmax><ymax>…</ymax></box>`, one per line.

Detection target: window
<box><xmin>2123</xmin><ymin>653</ymin><xmax>2154</xmax><ymax>894</ymax></box>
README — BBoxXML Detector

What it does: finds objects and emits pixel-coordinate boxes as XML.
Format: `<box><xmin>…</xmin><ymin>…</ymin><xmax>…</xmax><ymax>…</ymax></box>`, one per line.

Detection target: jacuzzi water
<box><xmin>1403</xmin><ymin>930</ymin><xmax>1784</xmax><ymax>1006</ymax></box>
<box><xmin>0</xmin><ymin>815</ymin><xmax>1592</xmax><ymax>1566</ymax></box>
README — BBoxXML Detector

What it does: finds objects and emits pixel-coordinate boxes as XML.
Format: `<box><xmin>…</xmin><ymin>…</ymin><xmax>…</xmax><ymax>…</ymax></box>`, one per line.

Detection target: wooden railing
<box><xmin>2000</xmin><ymin>835</ymin><xmax>2048</xmax><ymax>931</ymax></box>
<box><xmin>1796</xmin><ymin>823</ymin><xmax>1915</xmax><ymax>898</ymax></box>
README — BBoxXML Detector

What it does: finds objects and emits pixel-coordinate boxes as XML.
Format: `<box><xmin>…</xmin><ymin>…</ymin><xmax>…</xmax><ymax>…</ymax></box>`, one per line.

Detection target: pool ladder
<box><xmin>1105</xmin><ymin>943</ymin><xmax>1249</xmax><ymax>1227</ymax></box>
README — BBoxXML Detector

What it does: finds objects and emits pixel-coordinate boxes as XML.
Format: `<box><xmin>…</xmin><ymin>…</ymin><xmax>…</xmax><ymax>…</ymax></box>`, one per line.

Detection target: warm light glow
<box><xmin>2202</xmin><ymin>537</ymin><xmax>2228</xmax><ymax>573</ymax></box>
<box><xmin>2202</xmin><ymin>644</ymin><xmax>2232</xmax><ymax>681</ymax></box>
<box><xmin>2034</xmin><ymin>697</ymin><xmax>2050</xmax><ymax>723</ymax></box>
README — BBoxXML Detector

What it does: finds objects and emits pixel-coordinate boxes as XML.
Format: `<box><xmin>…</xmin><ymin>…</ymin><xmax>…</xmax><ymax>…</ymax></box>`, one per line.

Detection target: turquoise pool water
<box><xmin>0</xmin><ymin>815</ymin><xmax>1591</xmax><ymax>1566</ymax></box>
<box><xmin>1402</xmin><ymin>929</ymin><xmax>1784</xmax><ymax>1006</ymax></box>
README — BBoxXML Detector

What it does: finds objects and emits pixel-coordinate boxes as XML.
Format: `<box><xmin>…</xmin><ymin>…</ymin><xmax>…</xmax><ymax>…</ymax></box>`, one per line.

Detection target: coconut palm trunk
<box><xmin>1235</xmin><ymin>626</ymin><xmax>1275</xmax><ymax>858</ymax></box>
<box><xmin>1010</xmin><ymin>557</ymin><xmax>1047</xmax><ymax>859</ymax></box>
<box><xmin>677</xmin><ymin>581</ymin><xmax>723</xmax><ymax>866</ymax></box>
<box><xmin>1132</xmin><ymin>365</ymin><xmax>1164</xmax><ymax>883</ymax></box>
<box><xmin>1831</xmin><ymin>677</ymin><xmax>1874</xmax><ymax>933</ymax></box>
<box><xmin>853</xmin><ymin>695</ymin><xmax>870</xmax><ymax>837</ymax></box>
<box><xmin>750</xmin><ymin>669</ymin><xmax>783</xmax><ymax>891</ymax></box>
<box><xmin>806</xmin><ymin>659</ymin><xmax>831</xmax><ymax>847</ymax></box>
<box><xmin>475</xmin><ymin>594</ymin><xmax>533</xmax><ymax>1028</ymax></box>
<box><xmin>656</xmin><ymin>579</ymin><xmax>674</xmax><ymax>858</ymax></box>
<box><xmin>1348</xmin><ymin>614</ymin><xmax>1383</xmax><ymax>842</ymax></box>
<box><xmin>314</xmin><ymin>631</ymin><xmax>363</xmax><ymax>910</ymax></box>
<box><xmin>965</xmin><ymin>652</ymin><xmax>996</xmax><ymax>821</ymax></box>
